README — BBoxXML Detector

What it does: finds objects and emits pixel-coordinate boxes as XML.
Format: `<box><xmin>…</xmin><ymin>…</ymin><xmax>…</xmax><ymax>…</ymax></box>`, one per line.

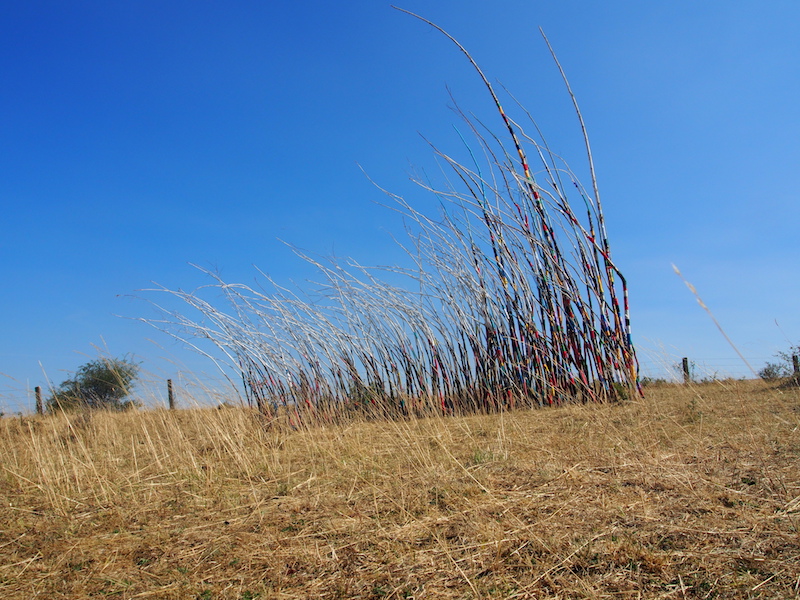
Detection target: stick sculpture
<box><xmin>143</xmin><ymin>13</ymin><xmax>641</xmax><ymax>423</ymax></box>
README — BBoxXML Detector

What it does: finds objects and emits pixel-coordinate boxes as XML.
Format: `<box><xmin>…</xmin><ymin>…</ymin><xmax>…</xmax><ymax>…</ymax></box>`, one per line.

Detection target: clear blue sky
<box><xmin>2</xmin><ymin>1</ymin><xmax>799</xmax><ymax>412</ymax></box>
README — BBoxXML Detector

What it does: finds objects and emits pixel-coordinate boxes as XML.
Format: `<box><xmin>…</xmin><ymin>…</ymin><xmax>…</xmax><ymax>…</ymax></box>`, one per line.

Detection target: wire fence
<box><xmin>637</xmin><ymin>355</ymin><xmax>797</xmax><ymax>382</ymax></box>
<box><xmin>3</xmin><ymin>353</ymin><xmax>797</xmax><ymax>416</ymax></box>
<box><xmin>0</xmin><ymin>372</ymin><xmax>238</xmax><ymax>416</ymax></box>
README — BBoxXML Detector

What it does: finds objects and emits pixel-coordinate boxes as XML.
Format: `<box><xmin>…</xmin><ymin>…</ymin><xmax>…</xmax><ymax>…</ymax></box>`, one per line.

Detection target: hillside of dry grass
<box><xmin>0</xmin><ymin>379</ymin><xmax>798</xmax><ymax>599</ymax></box>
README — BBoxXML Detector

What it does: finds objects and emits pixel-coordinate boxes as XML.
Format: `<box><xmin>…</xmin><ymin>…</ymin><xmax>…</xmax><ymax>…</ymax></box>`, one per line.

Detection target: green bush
<box><xmin>46</xmin><ymin>357</ymin><xmax>140</xmax><ymax>412</ymax></box>
<box><xmin>758</xmin><ymin>362</ymin><xmax>790</xmax><ymax>381</ymax></box>
<box><xmin>759</xmin><ymin>344</ymin><xmax>799</xmax><ymax>382</ymax></box>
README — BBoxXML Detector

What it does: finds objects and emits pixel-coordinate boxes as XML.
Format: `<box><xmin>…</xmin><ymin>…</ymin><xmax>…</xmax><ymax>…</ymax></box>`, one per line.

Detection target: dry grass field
<box><xmin>1</xmin><ymin>379</ymin><xmax>798</xmax><ymax>599</ymax></box>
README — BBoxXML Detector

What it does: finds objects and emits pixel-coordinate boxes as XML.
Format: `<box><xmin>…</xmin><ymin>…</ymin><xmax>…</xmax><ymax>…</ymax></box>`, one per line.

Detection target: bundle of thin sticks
<box><xmin>144</xmin><ymin>15</ymin><xmax>640</xmax><ymax>422</ymax></box>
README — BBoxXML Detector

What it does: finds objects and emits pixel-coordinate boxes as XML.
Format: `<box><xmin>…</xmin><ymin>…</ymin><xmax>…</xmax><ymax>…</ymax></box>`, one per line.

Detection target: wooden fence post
<box><xmin>35</xmin><ymin>386</ymin><xmax>43</xmax><ymax>415</ymax></box>
<box><xmin>167</xmin><ymin>379</ymin><xmax>175</xmax><ymax>410</ymax></box>
<box><xmin>793</xmin><ymin>355</ymin><xmax>799</xmax><ymax>377</ymax></box>
<box><xmin>682</xmin><ymin>357</ymin><xmax>691</xmax><ymax>384</ymax></box>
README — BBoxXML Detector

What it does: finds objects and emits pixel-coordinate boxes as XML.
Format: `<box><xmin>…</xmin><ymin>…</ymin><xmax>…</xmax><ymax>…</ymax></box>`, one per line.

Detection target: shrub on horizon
<box><xmin>46</xmin><ymin>356</ymin><xmax>140</xmax><ymax>413</ymax></box>
<box><xmin>759</xmin><ymin>343</ymin><xmax>799</xmax><ymax>382</ymax></box>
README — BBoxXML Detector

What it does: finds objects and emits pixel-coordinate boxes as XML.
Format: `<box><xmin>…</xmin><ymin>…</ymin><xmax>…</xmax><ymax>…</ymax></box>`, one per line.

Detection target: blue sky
<box><xmin>2</xmin><ymin>1</ymin><xmax>799</xmax><ymax>412</ymax></box>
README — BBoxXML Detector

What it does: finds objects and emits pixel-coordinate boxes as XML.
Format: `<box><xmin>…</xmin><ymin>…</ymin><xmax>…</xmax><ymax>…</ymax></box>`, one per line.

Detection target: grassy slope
<box><xmin>0</xmin><ymin>380</ymin><xmax>798</xmax><ymax>599</ymax></box>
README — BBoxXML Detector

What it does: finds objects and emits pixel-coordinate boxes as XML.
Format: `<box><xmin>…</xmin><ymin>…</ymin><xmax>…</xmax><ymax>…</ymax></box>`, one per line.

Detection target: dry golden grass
<box><xmin>0</xmin><ymin>379</ymin><xmax>798</xmax><ymax>599</ymax></box>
